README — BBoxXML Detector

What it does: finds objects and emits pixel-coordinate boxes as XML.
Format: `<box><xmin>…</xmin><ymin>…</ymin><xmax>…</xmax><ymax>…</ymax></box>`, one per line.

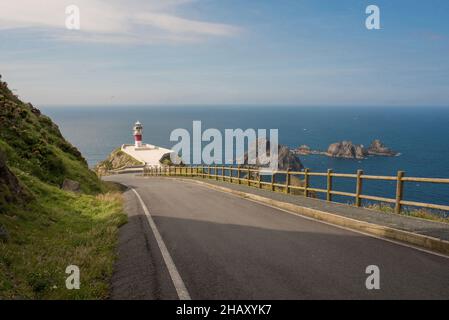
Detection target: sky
<box><xmin>0</xmin><ymin>0</ymin><xmax>448</xmax><ymax>106</ymax></box>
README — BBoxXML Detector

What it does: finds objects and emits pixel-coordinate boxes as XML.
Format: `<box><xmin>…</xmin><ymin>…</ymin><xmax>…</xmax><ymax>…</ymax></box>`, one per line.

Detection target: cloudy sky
<box><xmin>0</xmin><ymin>0</ymin><xmax>448</xmax><ymax>106</ymax></box>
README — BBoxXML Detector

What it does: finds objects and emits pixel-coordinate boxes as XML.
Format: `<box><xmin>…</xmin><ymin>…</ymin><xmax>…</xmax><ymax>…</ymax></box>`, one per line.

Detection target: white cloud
<box><xmin>0</xmin><ymin>0</ymin><xmax>240</xmax><ymax>44</ymax></box>
<box><xmin>135</xmin><ymin>13</ymin><xmax>240</xmax><ymax>36</ymax></box>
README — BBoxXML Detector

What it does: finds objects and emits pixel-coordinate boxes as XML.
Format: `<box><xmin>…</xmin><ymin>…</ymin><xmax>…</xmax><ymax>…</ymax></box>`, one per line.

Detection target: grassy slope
<box><xmin>0</xmin><ymin>77</ymin><xmax>126</xmax><ymax>299</ymax></box>
<box><xmin>0</xmin><ymin>78</ymin><xmax>103</xmax><ymax>194</ymax></box>
<box><xmin>94</xmin><ymin>147</ymin><xmax>142</xmax><ymax>176</ymax></box>
<box><xmin>0</xmin><ymin>172</ymin><xmax>126</xmax><ymax>299</ymax></box>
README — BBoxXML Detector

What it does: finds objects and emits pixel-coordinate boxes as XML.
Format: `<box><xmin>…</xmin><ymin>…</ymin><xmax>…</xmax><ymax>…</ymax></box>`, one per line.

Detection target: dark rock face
<box><xmin>277</xmin><ymin>144</ymin><xmax>304</xmax><ymax>171</ymax></box>
<box><xmin>61</xmin><ymin>179</ymin><xmax>81</xmax><ymax>193</ymax></box>
<box><xmin>326</xmin><ymin>141</ymin><xmax>368</xmax><ymax>159</ymax></box>
<box><xmin>0</xmin><ymin>150</ymin><xmax>30</xmax><ymax>209</ymax></box>
<box><xmin>367</xmin><ymin>139</ymin><xmax>398</xmax><ymax>156</ymax></box>
<box><xmin>242</xmin><ymin>139</ymin><xmax>304</xmax><ymax>171</ymax></box>
<box><xmin>28</xmin><ymin>103</ymin><xmax>41</xmax><ymax>117</ymax></box>
<box><xmin>0</xmin><ymin>224</ymin><xmax>9</xmax><ymax>242</ymax></box>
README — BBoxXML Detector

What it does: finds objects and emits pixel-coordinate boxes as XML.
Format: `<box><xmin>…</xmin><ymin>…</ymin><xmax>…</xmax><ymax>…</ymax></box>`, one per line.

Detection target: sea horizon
<box><xmin>43</xmin><ymin>105</ymin><xmax>449</xmax><ymax>210</ymax></box>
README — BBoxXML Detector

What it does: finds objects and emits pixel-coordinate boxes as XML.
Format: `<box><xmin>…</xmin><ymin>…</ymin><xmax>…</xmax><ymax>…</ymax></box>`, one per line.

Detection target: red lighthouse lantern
<box><xmin>133</xmin><ymin>121</ymin><xmax>143</xmax><ymax>148</ymax></box>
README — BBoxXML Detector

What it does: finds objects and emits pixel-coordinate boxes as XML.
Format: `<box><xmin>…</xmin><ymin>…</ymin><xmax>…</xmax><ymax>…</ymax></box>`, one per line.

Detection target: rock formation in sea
<box><xmin>292</xmin><ymin>139</ymin><xmax>398</xmax><ymax>160</ymax></box>
<box><xmin>367</xmin><ymin>139</ymin><xmax>398</xmax><ymax>156</ymax></box>
<box><xmin>242</xmin><ymin>139</ymin><xmax>303</xmax><ymax>171</ymax></box>
<box><xmin>294</xmin><ymin>145</ymin><xmax>312</xmax><ymax>155</ymax></box>
<box><xmin>326</xmin><ymin>141</ymin><xmax>368</xmax><ymax>159</ymax></box>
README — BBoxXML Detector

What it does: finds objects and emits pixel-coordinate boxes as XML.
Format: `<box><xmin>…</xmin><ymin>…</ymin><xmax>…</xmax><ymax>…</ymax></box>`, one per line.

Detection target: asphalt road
<box><xmin>105</xmin><ymin>174</ymin><xmax>449</xmax><ymax>300</ymax></box>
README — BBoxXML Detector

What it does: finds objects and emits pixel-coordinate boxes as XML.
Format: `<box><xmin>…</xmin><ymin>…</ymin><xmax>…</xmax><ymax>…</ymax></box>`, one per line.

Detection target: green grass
<box><xmin>0</xmin><ymin>77</ymin><xmax>127</xmax><ymax>299</ymax></box>
<box><xmin>0</xmin><ymin>79</ymin><xmax>103</xmax><ymax>193</ymax></box>
<box><xmin>95</xmin><ymin>148</ymin><xmax>142</xmax><ymax>176</ymax></box>
<box><xmin>0</xmin><ymin>171</ymin><xmax>127</xmax><ymax>299</ymax></box>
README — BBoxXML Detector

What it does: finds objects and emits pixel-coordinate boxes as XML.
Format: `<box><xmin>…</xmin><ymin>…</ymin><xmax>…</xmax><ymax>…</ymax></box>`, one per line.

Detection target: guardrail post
<box><xmin>222</xmin><ymin>166</ymin><xmax>225</xmax><ymax>181</ymax></box>
<box><xmin>237</xmin><ymin>165</ymin><xmax>241</xmax><ymax>184</ymax></box>
<box><xmin>395</xmin><ymin>171</ymin><xmax>405</xmax><ymax>214</ymax></box>
<box><xmin>215</xmin><ymin>166</ymin><xmax>219</xmax><ymax>181</ymax></box>
<box><xmin>304</xmin><ymin>168</ymin><xmax>310</xmax><ymax>197</ymax></box>
<box><xmin>271</xmin><ymin>172</ymin><xmax>275</xmax><ymax>191</ymax></box>
<box><xmin>285</xmin><ymin>169</ymin><xmax>290</xmax><ymax>194</ymax></box>
<box><xmin>208</xmin><ymin>165</ymin><xmax>211</xmax><ymax>179</ymax></box>
<box><xmin>327</xmin><ymin>169</ymin><xmax>333</xmax><ymax>201</ymax></box>
<box><xmin>247</xmin><ymin>167</ymin><xmax>251</xmax><ymax>186</ymax></box>
<box><xmin>355</xmin><ymin>170</ymin><xmax>363</xmax><ymax>207</ymax></box>
<box><xmin>258</xmin><ymin>170</ymin><xmax>261</xmax><ymax>189</ymax></box>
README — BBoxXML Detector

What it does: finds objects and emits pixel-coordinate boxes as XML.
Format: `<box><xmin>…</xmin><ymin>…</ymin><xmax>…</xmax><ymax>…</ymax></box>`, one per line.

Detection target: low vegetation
<box><xmin>0</xmin><ymin>76</ymin><xmax>127</xmax><ymax>299</ymax></box>
<box><xmin>94</xmin><ymin>148</ymin><xmax>142</xmax><ymax>176</ymax></box>
<box><xmin>0</xmin><ymin>172</ymin><xmax>126</xmax><ymax>299</ymax></box>
<box><xmin>365</xmin><ymin>202</ymin><xmax>449</xmax><ymax>223</ymax></box>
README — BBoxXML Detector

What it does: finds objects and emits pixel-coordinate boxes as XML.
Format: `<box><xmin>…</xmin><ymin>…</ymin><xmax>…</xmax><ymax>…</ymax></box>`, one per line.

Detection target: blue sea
<box><xmin>43</xmin><ymin>106</ymin><xmax>449</xmax><ymax>211</ymax></box>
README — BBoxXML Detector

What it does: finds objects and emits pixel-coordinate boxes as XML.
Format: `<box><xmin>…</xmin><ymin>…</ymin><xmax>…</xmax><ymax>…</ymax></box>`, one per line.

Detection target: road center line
<box><xmin>131</xmin><ymin>188</ymin><xmax>191</xmax><ymax>300</ymax></box>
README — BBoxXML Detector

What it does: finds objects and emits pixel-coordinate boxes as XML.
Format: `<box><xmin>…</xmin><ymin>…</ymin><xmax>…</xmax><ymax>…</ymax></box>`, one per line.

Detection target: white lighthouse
<box><xmin>120</xmin><ymin>121</ymin><xmax>177</xmax><ymax>169</ymax></box>
<box><xmin>133</xmin><ymin>121</ymin><xmax>143</xmax><ymax>148</ymax></box>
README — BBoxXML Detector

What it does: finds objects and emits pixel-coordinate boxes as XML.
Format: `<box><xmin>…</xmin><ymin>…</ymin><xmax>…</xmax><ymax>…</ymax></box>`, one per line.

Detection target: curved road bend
<box><xmin>104</xmin><ymin>174</ymin><xmax>449</xmax><ymax>300</ymax></box>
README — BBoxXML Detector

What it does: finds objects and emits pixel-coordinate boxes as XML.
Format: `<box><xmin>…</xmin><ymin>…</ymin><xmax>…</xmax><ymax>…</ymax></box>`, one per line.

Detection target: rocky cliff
<box><xmin>94</xmin><ymin>148</ymin><xmax>143</xmax><ymax>176</ymax></box>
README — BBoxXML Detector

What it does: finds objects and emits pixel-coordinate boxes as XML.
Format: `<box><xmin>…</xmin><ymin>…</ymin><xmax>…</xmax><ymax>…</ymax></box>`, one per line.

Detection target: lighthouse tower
<box><xmin>133</xmin><ymin>121</ymin><xmax>143</xmax><ymax>148</ymax></box>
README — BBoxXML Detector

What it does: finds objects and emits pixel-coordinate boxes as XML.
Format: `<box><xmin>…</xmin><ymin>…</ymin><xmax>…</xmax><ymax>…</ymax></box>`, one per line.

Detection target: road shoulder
<box><xmin>110</xmin><ymin>188</ymin><xmax>178</xmax><ymax>300</ymax></box>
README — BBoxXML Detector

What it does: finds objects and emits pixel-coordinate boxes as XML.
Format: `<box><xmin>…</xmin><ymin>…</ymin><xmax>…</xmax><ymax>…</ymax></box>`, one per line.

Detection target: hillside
<box><xmin>0</xmin><ymin>76</ymin><xmax>102</xmax><ymax>194</ymax></box>
<box><xmin>0</xmin><ymin>75</ymin><xmax>126</xmax><ymax>299</ymax></box>
<box><xmin>95</xmin><ymin>148</ymin><xmax>143</xmax><ymax>176</ymax></box>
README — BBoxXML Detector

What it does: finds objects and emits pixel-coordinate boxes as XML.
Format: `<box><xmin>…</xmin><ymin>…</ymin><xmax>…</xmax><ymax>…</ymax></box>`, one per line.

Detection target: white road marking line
<box><xmin>131</xmin><ymin>188</ymin><xmax>191</xmax><ymax>300</ymax></box>
<box><xmin>180</xmin><ymin>179</ymin><xmax>449</xmax><ymax>260</ymax></box>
